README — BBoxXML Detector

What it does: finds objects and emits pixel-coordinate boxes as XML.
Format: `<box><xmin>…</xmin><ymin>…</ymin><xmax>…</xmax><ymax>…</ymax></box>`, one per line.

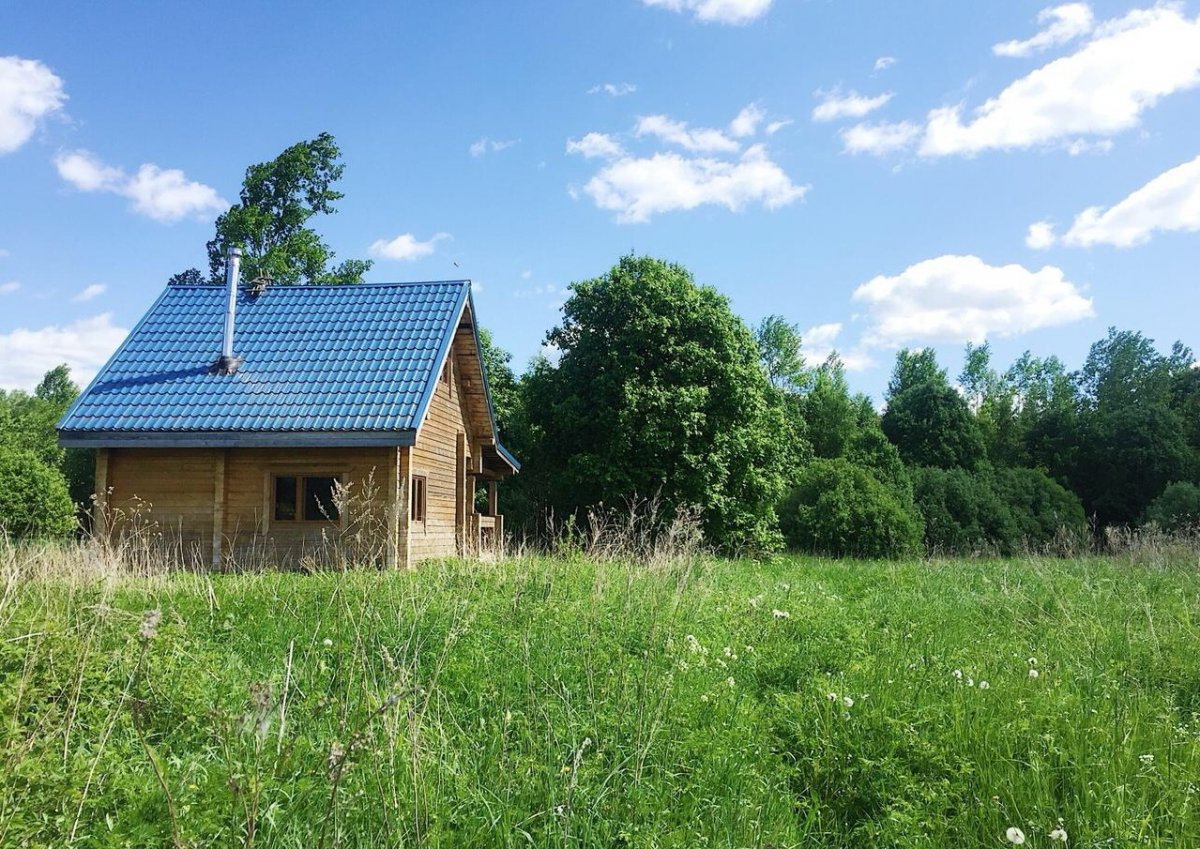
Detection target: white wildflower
<box><xmin>1028</xmin><ymin>657</ymin><xmax>1038</xmax><ymax>667</ymax></box>
<box><xmin>1049</xmin><ymin>826</ymin><xmax>1068</xmax><ymax>843</ymax></box>
<box><xmin>967</xmin><ymin>677</ymin><xmax>975</xmax><ymax>688</ymax></box>
<box><xmin>979</xmin><ymin>681</ymin><xmax>990</xmax><ymax>690</ymax></box>
<box><xmin>827</xmin><ymin>692</ymin><xmax>838</xmax><ymax>702</ymax></box>
<box><xmin>727</xmin><ymin>677</ymin><xmax>736</xmax><ymax>688</ymax></box>
<box><xmin>1029</xmin><ymin>669</ymin><xmax>1039</xmax><ymax>679</ymax></box>
<box><xmin>772</xmin><ymin>609</ymin><xmax>790</xmax><ymax>620</ymax></box>
<box><xmin>1006</xmin><ymin>826</ymin><xmax>1026</xmax><ymax>845</ymax></box>
<box><xmin>700</xmin><ymin>694</ymin><xmax>709</xmax><ymax>703</ymax></box>
<box><xmin>952</xmin><ymin>669</ymin><xmax>963</xmax><ymax>680</ymax></box>
<box><xmin>1139</xmin><ymin>753</ymin><xmax>1155</xmax><ymax>765</ymax></box>
<box><xmin>323</xmin><ymin>638</ymin><xmax>333</xmax><ymax>647</ymax></box>
<box><xmin>842</xmin><ymin>695</ymin><xmax>854</xmax><ymax>708</ymax></box>
<box><xmin>139</xmin><ymin>609</ymin><xmax>162</xmax><ymax>640</ymax></box>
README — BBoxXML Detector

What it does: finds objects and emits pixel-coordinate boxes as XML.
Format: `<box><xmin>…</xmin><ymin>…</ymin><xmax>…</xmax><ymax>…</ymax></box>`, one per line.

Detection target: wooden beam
<box><xmin>93</xmin><ymin>448</ymin><xmax>109</xmax><ymax>537</ymax></box>
<box><xmin>212</xmin><ymin>449</ymin><xmax>226</xmax><ymax>570</ymax></box>
<box><xmin>397</xmin><ymin>446</ymin><xmax>412</xmax><ymax>569</ymax></box>
<box><xmin>488</xmin><ymin>480</ymin><xmax>498</xmax><ymax>517</ymax></box>
<box><xmin>455</xmin><ymin>432</ymin><xmax>467</xmax><ymax>556</ymax></box>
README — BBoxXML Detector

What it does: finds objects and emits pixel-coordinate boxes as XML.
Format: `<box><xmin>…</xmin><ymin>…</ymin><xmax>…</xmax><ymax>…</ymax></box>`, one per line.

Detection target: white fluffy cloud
<box><xmin>799</xmin><ymin>323</ymin><xmax>874</xmax><ymax>371</ymax></box>
<box><xmin>993</xmin><ymin>3</ymin><xmax>1095</xmax><ymax>57</ymax></box>
<box><xmin>841</xmin><ymin>121</ymin><xmax>920</xmax><ymax>155</ymax></box>
<box><xmin>729</xmin><ymin>103</ymin><xmax>766</xmax><ymax>137</ymax></box>
<box><xmin>922</xmin><ymin>5</ymin><xmax>1200</xmax><ymax>156</ymax></box>
<box><xmin>588</xmin><ymin>82</ymin><xmax>637</xmax><ymax>97</ymax></box>
<box><xmin>0</xmin><ymin>313</ymin><xmax>128</xmax><ymax>391</ymax></box>
<box><xmin>1025</xmin><ymin>220</ymin><xmax>1057</xmax><ymax>249</ymax></box>
<box><xmin>640</xmin><ymin>0</ymin><xmax>773</xmax><ymax>25</ymax></box>
<box><xmin>566</xmin><ymin>132</ymin><xmax>625</xmax><ymax>159</ymax></box>
<box><xmin>852</xmin><ymin>254</ymin><xmax>1094</xmax><ymax>347</ymax></box>
<box><xmin>635</xmin><ymin>114</ymin><xmax>739</xmax><ymax>153</ymax></box>
<box><xmin>812</xmin><ymin>89</ymin><xmax>893</xmax><ymax>122</ymax></box>
<box><xmin>581</xmin><ymin>145</ymin><xmax>806</xmax><ymax>224</ymax></box>
<box><xmin>71</xmin><ymin>283</ymin><xmax>106</xmax><ymax>303</ymax></box>
<box><xmin>1033</xmin><ymin>153</ymin><xmax>1200</xmax><ymax>248</ymax></box>
<box><xmin>0</xmin><ymin>56</ymin><xmax>66</xmax><ymax>155</ymax></box>
<box><xmin>54</xmin><ymin>149</ymin><xmax>227</xmax><ymax>223</ymax></box>
<box><xmin>368</xmin><ymin>232</ymin><xmax>451</xmax><ymax>261</ymax></box>
<box><xmin>572</xmin><ymin>104</ymin><xmax>804</xmax><ymax>222</ymax></box>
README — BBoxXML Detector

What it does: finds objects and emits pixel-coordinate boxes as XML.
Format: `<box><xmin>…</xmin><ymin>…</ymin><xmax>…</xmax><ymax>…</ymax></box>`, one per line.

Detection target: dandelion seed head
<box><xmin>1006</xmin><ymin>826</ymin><xmax>1026</xmax><ymax>845</ymax></box>
<box><xmin>1028</xmin><ymin>657</ymin><xmax>1038</xmax><ymax>667</ymax></box>
<box><xmin>842</xmin><ymin>696</ymin><xmax>854</xmax><ymax>708</ymax></box>
<box><xmin>1029</xmin><ymin>669</ymin><xmax>1040</xmax><ymax>679</ymax></box>
<box><xmin>827</xmin><ymin>692</ymin><xmax>838</xmax><ymax>701</ymax></box>
<box><xmin>952</xmin><ymin>669</ymin><xmax>963</xmax><ymax>680</ymax></box>
<box><xmin>772</xmin><ymin>609</ymin><xmax>790</xmax><ymax>620</ymax></box>
<box><xmin>979</xmin><ymin>681</ymin><xmax>990</xmax><ymax>690</ymax></box>
<box><xmin>323</xmin><ymin>638</ymin><xmax>333</xmax><ymax>648</ymax></box>
<box><xmin>1049</xmin><ymin>826</ymin><xmax>1068</xmax><ymax>843</ymax></box>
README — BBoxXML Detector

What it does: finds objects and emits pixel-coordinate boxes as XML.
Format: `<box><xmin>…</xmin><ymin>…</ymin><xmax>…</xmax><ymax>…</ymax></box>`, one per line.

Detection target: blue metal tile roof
<box><xmin>59</xmin><ymin>280</ymin><xmax>472</xmax><ymax>442</ymax></box>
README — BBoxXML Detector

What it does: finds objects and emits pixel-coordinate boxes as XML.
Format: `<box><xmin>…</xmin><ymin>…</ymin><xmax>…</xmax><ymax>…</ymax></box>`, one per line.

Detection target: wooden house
<box><xmin>57</xmin><ymin>253</ymin><xmax>518</xmax><ymax>569</ymax></box>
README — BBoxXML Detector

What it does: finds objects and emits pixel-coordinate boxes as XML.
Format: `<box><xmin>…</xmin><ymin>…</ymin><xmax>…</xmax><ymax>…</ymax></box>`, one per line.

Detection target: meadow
<box><xmin>2</xmin><ymin>544</ymin><xmax>1199</xmax><ymax>848</ymax></box>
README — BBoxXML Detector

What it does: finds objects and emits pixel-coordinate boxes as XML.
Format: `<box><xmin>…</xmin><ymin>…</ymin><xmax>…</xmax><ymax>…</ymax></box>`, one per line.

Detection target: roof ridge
<box><xmin>165</xmin><ymin>279</ymin><xmax>472</xmax><ymax>289</ymax></box>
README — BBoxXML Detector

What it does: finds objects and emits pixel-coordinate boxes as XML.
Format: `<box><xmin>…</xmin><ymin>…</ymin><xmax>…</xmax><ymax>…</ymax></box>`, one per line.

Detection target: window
<box><xmin>273</xmin><ymin>474</ymin><xmax>341</xmax><ymax>522</ymax></box>
<box><xmin>411</xmin><ymin>475</ymin><xmax>427</xmax><ymax>522</ymax></box>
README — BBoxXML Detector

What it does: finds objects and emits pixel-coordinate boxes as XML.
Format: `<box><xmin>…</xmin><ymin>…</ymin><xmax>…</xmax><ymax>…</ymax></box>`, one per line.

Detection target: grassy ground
<box><xmin>2</xmin><ymin>551</ymin><xmax>1199</xmax><ymax>848</ymax></box>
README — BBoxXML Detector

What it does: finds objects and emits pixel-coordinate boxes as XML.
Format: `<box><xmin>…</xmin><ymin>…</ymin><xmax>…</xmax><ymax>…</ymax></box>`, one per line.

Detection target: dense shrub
<box><xmin>913</xmin><ymin>466</ymin><xmax>1087</xmax><ymax>555</ymax></box>
<box><xmin>0</xmin><ymin>448</ymin><xmax>76</xmax><ymax>540</ymax></box>
<box><xmin>1144</xmin><ymin>481</ymin><xmax>1200</xmax><ymax>532</ymax></box>
<box><xmin>780</xmin><ymin>459</ymin><xmax>923</xmax><ymax>558</ymax></box>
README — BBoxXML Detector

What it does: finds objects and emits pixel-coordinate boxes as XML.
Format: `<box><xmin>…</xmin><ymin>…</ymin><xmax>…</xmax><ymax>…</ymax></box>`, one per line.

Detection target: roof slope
<box><xmin>59</xmin><ymin>281</ymin><xmax>472</xmax><ymax>444</ymax></box>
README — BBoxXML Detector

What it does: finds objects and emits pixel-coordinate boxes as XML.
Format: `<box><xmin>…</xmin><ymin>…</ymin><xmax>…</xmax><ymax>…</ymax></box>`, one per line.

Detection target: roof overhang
<box><xmin>58</xmin><ymin>429</ymin><xmax>418</xmax><ymax>449</ymax></box>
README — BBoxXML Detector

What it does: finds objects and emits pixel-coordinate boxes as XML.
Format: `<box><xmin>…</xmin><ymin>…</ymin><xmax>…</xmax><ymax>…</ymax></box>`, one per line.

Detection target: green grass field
<box><xmin>2</xmin><ymin>552</ymin><xmax>1199</xmax><ymax>848</ymax></box>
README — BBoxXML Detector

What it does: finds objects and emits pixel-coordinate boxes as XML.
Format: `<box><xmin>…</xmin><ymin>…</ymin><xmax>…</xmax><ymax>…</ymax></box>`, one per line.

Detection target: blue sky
<box><xmin>2</xmin><ymin>0</ymin><xmax>1198</xmax><ymax>398</ymax></box>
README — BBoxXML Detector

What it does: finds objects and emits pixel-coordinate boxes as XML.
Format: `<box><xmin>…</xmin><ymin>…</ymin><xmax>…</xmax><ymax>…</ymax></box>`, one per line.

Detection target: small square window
<box><xmin>273</xmin><ymin>474</ymin><xmax>341</xmax><ymax>522</ymax></box>
<box><xmin>411</xmin><ymin>475</ymin><xmax>427</xmax><ymax>522</ymax></box>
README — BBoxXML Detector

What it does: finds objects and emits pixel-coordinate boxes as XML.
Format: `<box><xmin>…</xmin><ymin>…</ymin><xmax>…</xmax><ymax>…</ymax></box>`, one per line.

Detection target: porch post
<box><xmin>93</xmin><ymin>448</ymin><xmax>110</xmax><ymax>537</ymax></box>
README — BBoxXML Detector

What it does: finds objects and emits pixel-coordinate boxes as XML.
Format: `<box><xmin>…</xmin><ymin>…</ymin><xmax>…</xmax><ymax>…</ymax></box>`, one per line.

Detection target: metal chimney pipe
<box><xmin>212</xmin><ymin>247</ymin><xmax>243</xmax><ymax>375</ymax></box>
<box><xmin>221</xmin><ymin>247</ymin><xmax>242</xmax><ymax>363</ymax></box>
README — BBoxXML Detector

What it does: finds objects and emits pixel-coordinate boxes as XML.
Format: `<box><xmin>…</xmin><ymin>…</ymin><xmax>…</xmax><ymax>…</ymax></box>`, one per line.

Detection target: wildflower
<box><xmin>700</xmin><ymin>694</ymin><xmax>709</xmax><ymax>703</ymax></box>
<box><xmin>772</xmin><ymin>609</ymin><xmax>790</xmax><ymax>620</ymax></box>
<box><xmin>967</xmin><ymin>677</ymin><xmax>975</xmax><ymax>688</ymax></box>
<box><xmin>1028</xmin><ymin>657</ymin><xmax>1038</xmax><ymax>667</ymax></box>
<box><xmin>952</xmin><ymin>669</ymin><xmax>963</xmax><ymax>680</ymax></box>
<box><xmin>842</xmin><ymin>696</ymin><xmax>854</xmax><ymax>708</ymax></box>
<box><xmin>1049</xmin><ymin>826</ymin><xmax>1068</xmax><ymax>843</ymax></box>
<box><xmin>827</xmin><ymin>692</ymin><xmax>838</xmax><ymax>701</ymax></box>
<box><xmin>323</xmin><ymin>638</ymin><xmax>333</xmax><ymax>648</ymax></box>
<box><xmin>685</xmin><ymin>634</ymin><xmax>702</xmax><ymax>653</ymax></box>
<box><xmin>139</xmin><ymin>609</ymin><xmax>162</xmax><ymax>640</ymax></box>
<box><xmin>328</xmin><ymin>741</ymin><xmax>346</xmax><ymax>777</ymax></box>
<box><xmin>979</xmin><ymin>681</ymin><xmax>990</xmax><ymax>690</ymax></box>
<box><xmin>560</xmin><ymin>764</ymin><xmax>572</xmax><ymax>775</ymax></box>
<box><xmin>727</xmin><ymin>677</ymin><xmax>736</xmax><ymax>689</ymax></box>
<box><xmin>1006</xmin><ymin>826</ymin><xmax>1026</xmax><ymax>845</ymax></box>
<box><xmin>1029</xmin><ymin>669</ymin><xmax>1039</xmax><ymax>679</ymax></box>
<box><xmin>1139</xmin><ymin>753</ymin><xmax>1154</xmax><ymax>765</ymax></box>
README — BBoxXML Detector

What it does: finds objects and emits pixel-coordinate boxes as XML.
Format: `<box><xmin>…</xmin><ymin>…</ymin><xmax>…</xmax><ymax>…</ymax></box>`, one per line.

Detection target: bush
<box><xmin>1144</xmin><ymin>481</ymin><xmax>1200</xmax><ymax>532</ymax></box>
<box><xmin>913</xmin><ymin>466</ymin><xmax>1087</xmax><ymax>555</ymax></box>
<box><xmin>780</xmin><ymin>459</ymin><xmax>923</xmax><ymax>558</ymax></box>
<box><xmin>0</xmin><ymin>449</ymin><xmax>76</xmax><ymax>540</ymax></box>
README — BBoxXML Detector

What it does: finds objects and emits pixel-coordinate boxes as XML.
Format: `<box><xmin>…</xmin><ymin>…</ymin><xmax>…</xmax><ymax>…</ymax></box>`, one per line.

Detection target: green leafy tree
<box><xmin>521</xmin><ymin>255</ymin><xmax>789</xmax><ymax>551</ymax></box>
<box><xmin>755</xmin><ymin>315</ymin><xmax>809</xmax><ymax>393</ymax></box>
<box><xmin>173</xmin><ymin>133</ymin><xmax>371</xmax><ymax>286</ymax></box>
<box><xmin>0</xmin><ymin>448</ymin><xmax>76</xmax><ymax>539</ymax></box>
<box><xmin>780</xmin><ymin>459</ymin><xmax>923</xmax><ymax>558</ymax></box>
<box><xmin>959</xmin><ymin>343</ymin><xmax>1023</xmax><ymax>467</ymax></box>
<box><xmin>801</xmin><ymin>358</ymin><xmax>859</xmax><ymax>460</ymax></box>
<box><xmin>882</xmin><ymin>350</ymin><xmax>985</xmax><ymax>470</ymax></box>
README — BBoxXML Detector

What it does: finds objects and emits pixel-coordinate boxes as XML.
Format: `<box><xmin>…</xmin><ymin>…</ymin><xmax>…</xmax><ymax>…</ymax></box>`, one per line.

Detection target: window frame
<box><xmin>411</xmin><ymin>474</ymin><xmax>428</xmax><ymax>523</ymax></box>
<box><xmin>270</xmin><ymin>473</ymin><xmax>344</xmax><ymax>525</ymax></box>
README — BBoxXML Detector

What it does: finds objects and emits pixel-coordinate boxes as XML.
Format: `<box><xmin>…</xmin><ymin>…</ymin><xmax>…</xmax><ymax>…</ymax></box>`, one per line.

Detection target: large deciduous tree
<box><xmin>882</xmin><ymin>350</ymin><xmax>985</xmax><ymax>470</ymax></box>
<box><xmin>171</xmin><ymin>133</ymin><xmax>371</xmax><ymax>286</ymax></box>
<box><xmin>520</xmin><ymin>255</ymin><xmax>788</xmax><ymax>551</ymax></box>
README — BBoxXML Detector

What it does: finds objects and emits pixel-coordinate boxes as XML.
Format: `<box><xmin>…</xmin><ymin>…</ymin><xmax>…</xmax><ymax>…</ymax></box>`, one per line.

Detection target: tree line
<box><xmin>486</xmin><ymin>255</ymin><xmax>1200</xmax><ymax>556</ymax></box>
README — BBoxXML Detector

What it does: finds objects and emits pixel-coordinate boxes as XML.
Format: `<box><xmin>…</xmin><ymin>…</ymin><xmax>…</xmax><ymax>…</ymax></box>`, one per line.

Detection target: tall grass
<box><xmin>2</xmin><ymin>542</ymin><xmax>1199</xmax><ymax>847</ymax></box>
